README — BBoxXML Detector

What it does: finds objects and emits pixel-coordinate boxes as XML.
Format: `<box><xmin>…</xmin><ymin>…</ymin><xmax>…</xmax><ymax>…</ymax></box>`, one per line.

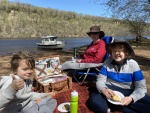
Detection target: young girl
<box><xmin>89</xmin><ymin>39</ymin><xmax>150</xmax><ymax>113</ymax></box>
<box><xmin>0</xmin><ymin>51</ymin><xmax>57</xmax><ymax>113</ymax></box>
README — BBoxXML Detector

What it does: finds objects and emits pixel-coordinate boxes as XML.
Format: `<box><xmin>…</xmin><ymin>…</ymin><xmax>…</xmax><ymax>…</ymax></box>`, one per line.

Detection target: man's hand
<box><xmin>10</xmin><ymin>75</ymin><xmax>24</xmax><ymax>91</ymax></box>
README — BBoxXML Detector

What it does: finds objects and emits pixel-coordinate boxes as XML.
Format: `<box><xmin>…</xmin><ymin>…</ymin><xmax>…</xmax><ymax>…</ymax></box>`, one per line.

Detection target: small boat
<box><xmin>37</xmin><ymin>36</ymin><xmax>66</xmax><ymax>50</ymax></box>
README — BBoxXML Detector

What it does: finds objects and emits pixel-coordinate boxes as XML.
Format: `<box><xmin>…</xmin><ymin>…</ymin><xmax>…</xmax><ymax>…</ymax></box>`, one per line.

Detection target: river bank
<box><xmin>0</xmin><ymin>47</ymin><xmax>85</xmax><ymax>76</ymax></box>
<box><xmin>0</xmin><ymin>42</ymin><xmax>150</xmax><ymax>94</ymax></box>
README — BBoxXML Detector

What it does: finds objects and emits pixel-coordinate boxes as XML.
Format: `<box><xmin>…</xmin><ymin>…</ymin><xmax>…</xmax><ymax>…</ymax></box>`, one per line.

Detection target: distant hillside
<box><xmin>0</xmin><ymin>0</ymin><xmax>149</xmax><ymax>38</ymax></box>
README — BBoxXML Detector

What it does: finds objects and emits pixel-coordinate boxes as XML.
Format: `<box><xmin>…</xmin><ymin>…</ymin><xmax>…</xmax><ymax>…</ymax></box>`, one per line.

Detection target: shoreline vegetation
<box><xmin>0</xmin><ymin>39</ymin><xmax>150</xmax><ymax>94</ymax></box>
<box><xmin>0</xmin><ymin>1</ymin><xmax>150</xmax><ymax>38</ymax></box>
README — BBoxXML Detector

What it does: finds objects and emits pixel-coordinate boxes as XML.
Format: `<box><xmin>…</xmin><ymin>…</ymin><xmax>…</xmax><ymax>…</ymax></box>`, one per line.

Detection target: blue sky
<box><xmin>9</xmin><ymin>0</ymin><xmax>110</xmax><ymax>17</ymax></box>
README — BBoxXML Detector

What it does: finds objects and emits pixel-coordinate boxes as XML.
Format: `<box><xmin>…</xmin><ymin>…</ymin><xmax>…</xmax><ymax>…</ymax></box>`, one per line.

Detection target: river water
<box><xmin>0</xmin><ymin>36</ymin><xmax>137</xmax><ymax>55</ymax></box>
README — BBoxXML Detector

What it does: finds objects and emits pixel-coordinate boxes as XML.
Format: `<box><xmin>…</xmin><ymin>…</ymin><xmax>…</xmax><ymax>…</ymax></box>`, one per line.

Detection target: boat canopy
<box><xmin>41</xmin><ymin>36</ymin><xmax>58</xmax><ymax>41</ymax></box>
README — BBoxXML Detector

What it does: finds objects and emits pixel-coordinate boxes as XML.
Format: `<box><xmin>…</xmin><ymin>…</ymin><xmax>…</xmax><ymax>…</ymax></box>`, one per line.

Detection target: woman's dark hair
<box><xmin>99</xmin><ymin>31</ymin><xmax>105</xmax><ymax>39</ymax></box>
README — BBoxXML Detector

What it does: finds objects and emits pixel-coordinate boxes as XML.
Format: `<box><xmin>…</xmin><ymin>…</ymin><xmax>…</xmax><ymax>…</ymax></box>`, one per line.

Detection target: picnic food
<box><xmin>62</xmin><ymin>104</ymin><xmax>70</xmax><ymax>111</ymax></box>
<box><xmin>112</xmin><ymin>93</ymin><xmax>121</xmax><ymax>102</ymax></box>
<box><xmin>48</xmin><ymin>69</ymin><xmax>53</xmax><ymax>73</ymax></box>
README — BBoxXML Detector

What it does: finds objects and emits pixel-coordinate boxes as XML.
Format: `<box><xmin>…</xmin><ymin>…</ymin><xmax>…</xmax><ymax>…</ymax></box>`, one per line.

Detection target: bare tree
<box><xmin>96</xmin><ymin>0</ymin><xmax>150</xmax><ymax>41</ymax></box>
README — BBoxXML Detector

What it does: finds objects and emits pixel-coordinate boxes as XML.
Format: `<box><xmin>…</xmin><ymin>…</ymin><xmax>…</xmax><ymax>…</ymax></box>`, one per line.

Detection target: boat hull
<box><xmin>37</xmin><ymin>43</ymin><xmax>65</xmax><ymax>50</ymax></box>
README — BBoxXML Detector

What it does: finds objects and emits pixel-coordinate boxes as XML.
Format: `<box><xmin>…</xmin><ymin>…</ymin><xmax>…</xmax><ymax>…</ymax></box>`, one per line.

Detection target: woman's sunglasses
<box><xmin>90</xmin><ymin>32</ymin><xmax>99</xmax><ymax>35</ymax></box>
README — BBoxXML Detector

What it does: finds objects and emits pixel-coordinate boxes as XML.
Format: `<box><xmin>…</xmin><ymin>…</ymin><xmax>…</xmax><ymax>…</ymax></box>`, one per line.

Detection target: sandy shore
<box><xmin>0</xmin><ymin>46</ymin><xmax>150</xmax><ymax>94</ymax></box>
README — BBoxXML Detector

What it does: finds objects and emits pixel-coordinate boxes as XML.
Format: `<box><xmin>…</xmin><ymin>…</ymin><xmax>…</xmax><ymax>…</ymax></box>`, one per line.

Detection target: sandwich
<box><xmin>112</xmin><ymin>93</ymin><xmax>121</xmax><ymax>102</ymax></box>
<box><xmin>62</xmin><ymin>104</ymin><xmax>70</xmax><ymax>111</ymax></box>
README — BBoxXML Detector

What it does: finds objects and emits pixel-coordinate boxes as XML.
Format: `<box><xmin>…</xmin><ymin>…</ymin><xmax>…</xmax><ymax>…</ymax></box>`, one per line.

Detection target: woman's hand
<box><xmin>101</xmin><ymin>88</ymin><xmax>115</xmax><ymax>99</ymax></box>
<box><xmin>76</xmin><ymin>59</ymin><xmax>82</xmax><ymax>63</ymax></box>
<box><xmin>121</xmin><ymin>96</ymin><xmax>133</xmax><ymax>106</ymax></box>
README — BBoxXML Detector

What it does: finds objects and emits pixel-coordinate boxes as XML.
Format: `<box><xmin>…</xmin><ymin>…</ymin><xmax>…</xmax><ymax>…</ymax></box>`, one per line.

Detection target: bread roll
<box><xmin>112</xmin><ymin>93</ymin><xmax>121</xmax><ymax>102</ymax></box>
<box><xmin>62</xmin><ymin>104</ymin><xmax>70</xmax><ymax>110</ymax></box>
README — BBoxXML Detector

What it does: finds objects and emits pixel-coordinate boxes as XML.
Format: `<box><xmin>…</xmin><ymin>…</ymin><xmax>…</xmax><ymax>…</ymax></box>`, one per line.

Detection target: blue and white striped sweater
<box><xmin>96</xmin><ymin>57</ymin><xmax>147</xmax><ymax>103</ymax></box>
<box><xmin>101</xmin><ymin>66</ymin><xmax>144</xmax><ymax>83</ymax></box>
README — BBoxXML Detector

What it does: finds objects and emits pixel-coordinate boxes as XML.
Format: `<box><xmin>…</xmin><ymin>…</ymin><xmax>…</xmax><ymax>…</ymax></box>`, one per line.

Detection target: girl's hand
<box><xmin>48</xmin><ymin>92</ymin><xmax>56</xmax><ymax>98</ymax></box>
<box><xmin>101</xmin><ymin>88</ymin><xmax>115</xmax><ymax>99</ymax></box>
<box><xmin>31</xmin><ymin>87</ymin><xmax>36</xmax><ymax>92</ymax></box>
<box><xmin>121</xmin><ymin>96</ymin><xmax>133</xmax><ymax>106</ymax></box>
<box><xmin>11</xmin><ymin>75</ymin><xmax>24</xmax><ymax>91</ymax></box>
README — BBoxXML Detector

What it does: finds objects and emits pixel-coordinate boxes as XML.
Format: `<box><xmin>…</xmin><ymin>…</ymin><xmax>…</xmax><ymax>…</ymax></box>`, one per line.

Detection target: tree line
<box><xmin>0</xmin><ymin>0</ymin><xmax>149</xmax><ymax>39</ymax></box>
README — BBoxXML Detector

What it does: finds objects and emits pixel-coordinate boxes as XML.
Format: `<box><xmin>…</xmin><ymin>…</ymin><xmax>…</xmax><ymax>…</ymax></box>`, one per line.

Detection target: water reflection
<box><xmin>0</xmin><ymin>36</ymin><xmax>135</xmax><ymax>55</ymax></box>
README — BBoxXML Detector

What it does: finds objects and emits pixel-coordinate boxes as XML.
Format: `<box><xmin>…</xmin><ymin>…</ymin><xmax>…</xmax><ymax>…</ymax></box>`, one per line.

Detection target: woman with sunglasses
<box><xmin>76</xmin><ymin>25</ymin><xmax>106</xmax><ymax>63</ymax></box>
